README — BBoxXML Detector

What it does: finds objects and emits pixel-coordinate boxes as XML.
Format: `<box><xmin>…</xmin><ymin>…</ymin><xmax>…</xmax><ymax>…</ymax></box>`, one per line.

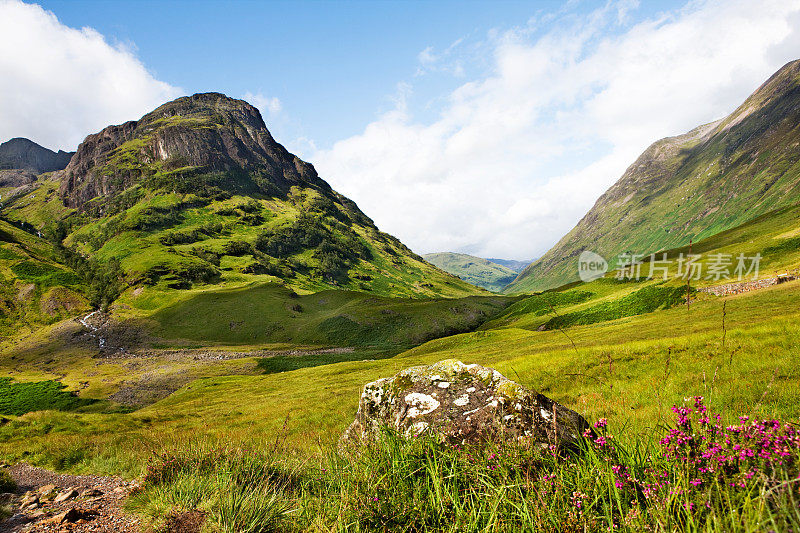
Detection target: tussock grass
<box><xmin>126</xmin><ymin>409</ymin><xmax>800</xmax><ymax>532</ymax></box>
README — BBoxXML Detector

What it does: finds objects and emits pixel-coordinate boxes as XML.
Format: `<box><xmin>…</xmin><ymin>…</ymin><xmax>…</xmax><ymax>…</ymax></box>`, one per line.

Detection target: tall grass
<box><xmin>127</xmin><ymin>400</ymin><xmax>800</xmax><ymax>532</ymax></box>
<box><xmin>127</xmin><ymin>441</ymin><xmax>297</xmax><ymax>532</ymax></box>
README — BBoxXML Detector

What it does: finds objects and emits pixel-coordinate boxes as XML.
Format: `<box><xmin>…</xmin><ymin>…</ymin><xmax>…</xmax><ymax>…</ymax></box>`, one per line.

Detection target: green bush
<box><xmin>56</xmin><ymin>247</ymin><xmax>124</xmax><ymax>309</ymax></box>
<box><xmin>0</xmin><ymin>469</ymin><xmax>16</xmax><ymax>493</ymax></box>
<box><xmin>223</xmin><ymin>240</ymin><xmax>253</xmax><ymax>256</ymax></box>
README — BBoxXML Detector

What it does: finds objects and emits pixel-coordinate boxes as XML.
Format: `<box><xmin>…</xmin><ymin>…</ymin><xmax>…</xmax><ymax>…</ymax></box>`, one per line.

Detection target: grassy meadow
<box><xmin>0</xmin><ymin>196</ymin><xmax>799</xmax><ymax>530</ymax></box>
<box><xmin>0</xmin><ymin>276</ymin><xmax>798</xmax><ymax>531</ymax></box>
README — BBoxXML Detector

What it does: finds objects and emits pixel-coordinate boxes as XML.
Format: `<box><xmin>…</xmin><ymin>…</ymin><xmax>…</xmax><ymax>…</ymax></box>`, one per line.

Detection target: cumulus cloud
<box><xmin>313</xmin><ymin>0</ymin><xmax>800</xmax><ymax>260</ymax></box>
<box><xmin>0</xmin><ymin>0</ymin><xmax>180</xmax><ymax>151</ymax></box>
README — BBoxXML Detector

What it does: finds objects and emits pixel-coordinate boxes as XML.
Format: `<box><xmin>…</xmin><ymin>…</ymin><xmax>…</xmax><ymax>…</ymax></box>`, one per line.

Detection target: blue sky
<box><xmin>2</xmin><ymin>0</ymin><xmax>800</xmax><ymax>258</ymax></box>
<box><xmin>35</xmin><ymin>0</ymin><xmax>675</xmax><ymax>148</ymax></box>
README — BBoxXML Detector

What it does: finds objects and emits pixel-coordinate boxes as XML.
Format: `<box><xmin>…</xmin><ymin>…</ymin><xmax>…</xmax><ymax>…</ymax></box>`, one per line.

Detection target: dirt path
<box><xmin>3</xmin><ymin>464</ymin><xmax>142</xmax><ymax>532</ymax></box>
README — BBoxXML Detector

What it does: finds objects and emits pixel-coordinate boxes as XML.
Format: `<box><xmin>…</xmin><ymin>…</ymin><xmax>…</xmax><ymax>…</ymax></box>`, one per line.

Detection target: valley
<box><xmin>1</xmin><ymin>58</ymin><xmax>799</xmax><ymax>532</ymax></box>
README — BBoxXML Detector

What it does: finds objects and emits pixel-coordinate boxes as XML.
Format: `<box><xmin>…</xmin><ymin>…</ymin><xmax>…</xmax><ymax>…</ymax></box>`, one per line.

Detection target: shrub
<box><xmin>0</xmin><ymin>469</ymin><xmax>16</xmax><ymax>493</ymax></box>
<box><xmin>223</xmin><ymin>241</ymin><xmax>253</xmax><ymax>256</ymax></box>
<box><xmin>56</xmin><ymin>248</ymin><xmax>124</xmax><ymax>309</ymax></box>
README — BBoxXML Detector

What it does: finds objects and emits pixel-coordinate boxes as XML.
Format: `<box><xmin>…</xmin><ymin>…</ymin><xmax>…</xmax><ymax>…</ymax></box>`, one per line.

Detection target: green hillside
<box><xmin>0</xmin><ymin>187</ymin><xmax>798</xmax><ymax>531</ymax></box>
<box><xmin>509</xmin><ymin>59</ymin><xmax>800</xmax><ymax>293</ymax></box>
<box><xmin>423</xmin><ymin>252</ymin><xmax>518</xmax><ymax>292</ymax></box>
<box><xmin>2</xmin><ymin>93</ymin><xmax>482</xmax><ymax>303</ymax></box>
<box><xmin>484</xmin><ymin>257</ymin><xmax>531</xmax><ymax>272</ymax></box>
<box><xmin>0</xmin><ymin>218</ymin><xmax>89</xmax><ymax>339</ymax></box>
<box><xmin>0</xmin><ymin>164</ymin><xmax>798</xmax><ymax>531</ymax></box>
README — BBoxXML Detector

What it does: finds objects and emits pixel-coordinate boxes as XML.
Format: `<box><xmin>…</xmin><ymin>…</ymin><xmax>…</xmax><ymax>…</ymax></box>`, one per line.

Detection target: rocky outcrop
<box><xmin>58</xmin><ymin>92</ymin><xmax>331</xmax><ymax>207</ymax></box>
<box><xmin>0</xmin><ymin>138</ymin><xmax>73</xmax><ymax>173</ymax></box>
<box><xmin>342</xmin><ymin>359</ymin><xmax>592</xmax><ymax>448</ymax></box>
<box><xmin>0</xmin><ymin>169</ymin><xmax>37</xmax><ymax>189</ymax></box>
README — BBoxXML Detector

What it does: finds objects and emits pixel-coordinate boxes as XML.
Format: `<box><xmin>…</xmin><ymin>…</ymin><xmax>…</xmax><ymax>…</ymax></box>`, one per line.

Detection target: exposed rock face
<box><xmin>342</xmin><ymin>359</ymin><xmax>592</xmax><ymax>447</ymax></box>
<box><xmin>59</xmin><ymin>92</ymin><xmax>331</xmax><ymax>207</ymax></box>
<box><xmin>0</xmin><ymin>137</ymin><xmax>73</xmax><ymax>173</ymax></box>
<box><xmin>0</xmin><ymin>169</ymin><xmax>37</xmax><ymax>188</ymax></box>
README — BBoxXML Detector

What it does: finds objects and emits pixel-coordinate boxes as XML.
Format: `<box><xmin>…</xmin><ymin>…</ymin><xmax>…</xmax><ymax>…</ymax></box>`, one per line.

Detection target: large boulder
<box><xmin>342</xmin><ymin>359</ymin><xmax>592</xmax><ymax>448</ymax></box>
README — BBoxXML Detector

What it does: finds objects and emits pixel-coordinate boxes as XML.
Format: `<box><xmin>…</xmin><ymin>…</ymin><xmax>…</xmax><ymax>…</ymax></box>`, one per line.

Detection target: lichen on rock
<box><xmin>342</xmin><ymin>359</ymin><xmax>592</xmax><ymax>448</ymax></box>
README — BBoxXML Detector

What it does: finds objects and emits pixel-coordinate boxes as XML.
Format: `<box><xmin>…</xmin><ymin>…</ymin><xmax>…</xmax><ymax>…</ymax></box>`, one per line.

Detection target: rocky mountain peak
<box><xmin>0</xmin><ymin>137</ymin><xmax>73</xmax><ymax>174</ymax></box>
<box><xmin>59</xmin><ymin>92</ymin><xmax>328</xmax><ymax>208</ymax></box>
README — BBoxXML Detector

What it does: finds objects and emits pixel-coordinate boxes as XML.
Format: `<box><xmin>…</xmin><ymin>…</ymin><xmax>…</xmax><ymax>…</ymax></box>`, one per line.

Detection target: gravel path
<box><xmin>3</xmin><ymin>464</ymin><xmax>142</xmax><ymax>532</ymax></box>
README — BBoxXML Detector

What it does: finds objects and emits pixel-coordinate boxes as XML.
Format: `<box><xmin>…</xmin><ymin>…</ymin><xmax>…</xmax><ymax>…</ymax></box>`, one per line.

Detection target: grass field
<box><xmin>0</xmin><ymin>187</ymin><xmax>799</xmax><ymax>530</ymax></box>
<box><xmin>1</xmin><ymin>277</ymin><xmax>797</xmax><ymax>465</ymax></box>
<box><xmin>0</xmin><ymin>276</ymin><xmax>797</xmax><ymax>531</ymax></box>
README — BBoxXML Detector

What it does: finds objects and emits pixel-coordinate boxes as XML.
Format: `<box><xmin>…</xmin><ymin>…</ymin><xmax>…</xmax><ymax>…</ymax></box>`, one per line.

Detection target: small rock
<box><xmin>29</xmin><ymin>510</ymin><xmax>46</xmax><ymax>518</ymax></box>
<box><xmin>23</xmin><ymin>502</ymin><xmax>40</xmax><ymax>511</ymax></box>
<box><xmin>38</xmin><ymin>483</ymin><xmax>57</xmax><ymax>496</ymax></box>
<box><xmin>54</xmin><ymin>488</ymin><xmax>79</xmax><ymax>503</ymax></box>
<box><xmin>46</xmin><ymin>507</ymin><xmax>97</xmax><ymax>525</ymax></box>
<box><xmin>0</xmin><ymin>492</ymin><xmax>15</xmax><ymax>505</ymax></box>
<box><xmin>81</xmin><ymin>488</ymin><xmax>103</xmax><ymax>498</ymax></box>
<box><xmin>20</xmin><ymin>491</ymin><xmax>38</xmax><ymax>506</ymax></box>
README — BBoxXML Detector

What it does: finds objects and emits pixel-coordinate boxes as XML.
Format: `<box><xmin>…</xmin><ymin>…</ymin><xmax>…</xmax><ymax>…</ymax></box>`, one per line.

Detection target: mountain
<box><xmin>1</xmin><ymin>93</ymin><xmax>482</xmax><ymax>305</ymax></box>
<box><xmin>423</xmin><ymin>252</ymin><xmax>518</xmax><ymax>292</ymax></box>
<box><xmin>0</xmin><ymin>137</ymin><xmax>73</xmax><ymax>174</ymax></box>
<box><xmin>484</xmin><ymin>258</ymin><xmax>531</xmax><ymax>272</ymax></box>
<box><xmin>508</xmin><ymin>59</ymin><xmax>800</xmax><ymax>293</ymax></box>
<box><xmin>58</xmin><ymin>93</ymin><xmax>327</xmax><ymax>208</ymax></box>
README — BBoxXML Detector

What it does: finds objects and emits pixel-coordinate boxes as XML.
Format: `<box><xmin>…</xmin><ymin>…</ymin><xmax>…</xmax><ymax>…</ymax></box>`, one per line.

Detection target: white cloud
<box><xmin>415</xmin><ymin>38</ymin><xmax>466</xmax><ymax>77</ymax></box>
<box><xmin>0</xmin><ymin>0</ymin><xmax>180</xmax><ymax>151</ymax></box>
<box><xmin>242</xmin><ymin>91</ymin><xmax>283</xmax><ymax>116</ymax></box>
<box><xmin>313</xmin><ymin>0</ymin><xmax>800</xmax><ymax>260</ymax></box>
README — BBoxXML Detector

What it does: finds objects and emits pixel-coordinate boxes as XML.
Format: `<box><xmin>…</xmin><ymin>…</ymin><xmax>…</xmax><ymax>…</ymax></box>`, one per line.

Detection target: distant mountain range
<box><xmin>508</xmin><ymin>59</ymin><xmax>800</xmax><ymax>293</ymax></box>
<box><xmin>484</xmin><ymin>258</ymin><xmax>531</xmax><ymax>272</ymax></box>
<box><xmin>423</xmin><ymin>252</ymin><xmax>527</xmax><ymax>292</ymax></box>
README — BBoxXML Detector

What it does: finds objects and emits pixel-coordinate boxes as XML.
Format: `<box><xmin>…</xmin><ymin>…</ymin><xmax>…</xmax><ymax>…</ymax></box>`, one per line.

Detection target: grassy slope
<box><xmin>0</xmin><ymin>199</ymin><xmax>798</xmax><ymax>472</ymax></box>
<box><xmin>1</xmin><ymin>277</ymin><xmax>796</xmax><ymax>474</ymax></box>
<box><xmin>3</xmin><ymin>181</ymin><xmax>482</xmax><ymax>300</ymax></box>
<box><xmin>509</xmin><ymin>60</ymin><xmax>800</xmax><ymax>293</ymax></box>
<box><xmin>0</xmin><ymin>281</ymin><xmax>516</xmax><ymax>410</ymax></box>
<box><xmin>143</xmin><ymin>282</ymin><xmax>513</xmax><ymax>348</ymax></box>
<box><xmin>423</xmin><ymin>252</ymin><xmax>517</xmax><ymax>292</ymax></box>
<box><xmin>487</xmin><ymin>201</ymin><xmax>800</xmax><ymax>332</ymax></box>
<box><xmin>0</xmin><ymin>218</ymin><xmax>89</xmax><ymax>340</ymax></box>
